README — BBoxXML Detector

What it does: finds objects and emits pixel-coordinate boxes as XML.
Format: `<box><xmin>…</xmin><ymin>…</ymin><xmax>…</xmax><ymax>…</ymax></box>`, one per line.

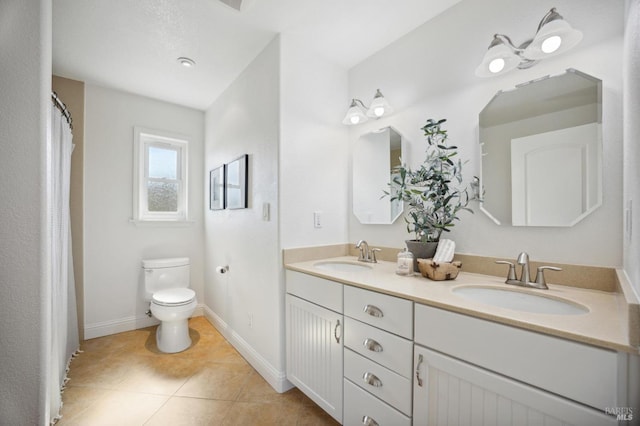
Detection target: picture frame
<box><xmin>225</xmin><ymin>154</ymin><xmax>248</xmax><ymax>209</ymax></box>
<box><xmin>209</xmin><ymin>165</ymin><xmax>225</xmax><ymax>210</ymax></box>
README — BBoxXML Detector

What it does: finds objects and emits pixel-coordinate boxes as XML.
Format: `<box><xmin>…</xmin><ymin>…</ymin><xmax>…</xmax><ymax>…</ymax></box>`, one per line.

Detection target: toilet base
<box><xmin>156</xmin><ymin>319</ymin><xmax>192</xmax><ymax>353</ymax></box>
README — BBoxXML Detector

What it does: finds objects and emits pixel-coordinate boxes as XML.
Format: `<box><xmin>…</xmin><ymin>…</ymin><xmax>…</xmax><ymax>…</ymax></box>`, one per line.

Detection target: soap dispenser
<box><xmin>396</xmin><ymin>248</ymin><xmax>414</xmax><ymax>276</ymax></box>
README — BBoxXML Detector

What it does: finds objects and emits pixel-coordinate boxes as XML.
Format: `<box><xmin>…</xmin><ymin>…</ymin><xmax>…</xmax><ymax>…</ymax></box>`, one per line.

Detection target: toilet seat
<box><xmin>152</xmin><ymin>288</ymin><xmax>195</xmax><ymax>307</ymax></box>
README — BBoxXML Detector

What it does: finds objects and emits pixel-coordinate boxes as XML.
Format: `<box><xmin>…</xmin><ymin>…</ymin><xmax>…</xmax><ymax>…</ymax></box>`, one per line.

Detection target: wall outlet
<box><xmin>314</xmin><ymin>211</ymin><xmax>322</xmax><ymax>228</ymax></box>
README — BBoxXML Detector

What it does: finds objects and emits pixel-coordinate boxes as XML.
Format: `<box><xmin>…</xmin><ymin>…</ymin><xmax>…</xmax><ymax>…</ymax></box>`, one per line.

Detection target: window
<box><xmin>134</xmin><ymin>128</ymin><xmax>188</xmax><ymax>221</ymax></box>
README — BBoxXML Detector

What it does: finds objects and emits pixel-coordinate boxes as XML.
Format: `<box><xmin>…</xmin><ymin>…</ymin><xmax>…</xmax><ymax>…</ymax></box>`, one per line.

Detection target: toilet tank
<box><xmin>142</xmin><ymin>257</ymin><xmax>190</xmax><ymax>300</ymax></box>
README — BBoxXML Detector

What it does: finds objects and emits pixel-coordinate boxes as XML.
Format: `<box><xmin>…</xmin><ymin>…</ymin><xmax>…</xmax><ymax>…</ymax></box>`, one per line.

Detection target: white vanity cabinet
<box><xmin>285</xmin><ymin>271</ymin><xmax>344</xmax><ymax>423</ymax></box>
<box><xmin>413</xmin><ymin>303</ymin><xmax>619</xmax><ymax>426</ymax></box>
<box><xmin>343</xmin><ymin>286</ymin><xmax>414</xmax><ymax>425</ymax></box>
<box><xmin>285</xmin><ymin>264</ymin><xmax>637</xmax><ymax>426</ymax></box>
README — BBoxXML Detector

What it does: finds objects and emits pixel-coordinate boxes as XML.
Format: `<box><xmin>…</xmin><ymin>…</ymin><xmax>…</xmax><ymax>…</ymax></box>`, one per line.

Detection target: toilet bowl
<box><xmin>143</xmin><ymin>258</ymin><xmax>197</xmax><ymax>353</ymax></box>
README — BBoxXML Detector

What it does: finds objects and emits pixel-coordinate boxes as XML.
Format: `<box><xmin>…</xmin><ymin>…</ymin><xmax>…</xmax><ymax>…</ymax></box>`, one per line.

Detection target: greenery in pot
<box><xmin>388</xmin><ymin>118</ymin><xmax>474</xmax><ymax>243</ymax></box>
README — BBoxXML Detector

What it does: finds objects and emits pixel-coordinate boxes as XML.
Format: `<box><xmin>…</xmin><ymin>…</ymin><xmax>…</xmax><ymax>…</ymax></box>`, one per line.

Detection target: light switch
<box><xmin>314</xmin><ymin>211</ymin><xmax>322</xmax><ymax>228</ymax></box>
<box><xmin>262</xmin><ymin>202</ymin><xmax>270</xmax><ymax>221</ymax></box>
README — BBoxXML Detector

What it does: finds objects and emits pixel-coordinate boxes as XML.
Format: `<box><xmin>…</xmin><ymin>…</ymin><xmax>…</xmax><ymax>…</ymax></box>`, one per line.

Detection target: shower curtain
<box><xmin>49</xmin><ymin>99</ymin><xmax>79</xmax><ymax>424</ymax></box>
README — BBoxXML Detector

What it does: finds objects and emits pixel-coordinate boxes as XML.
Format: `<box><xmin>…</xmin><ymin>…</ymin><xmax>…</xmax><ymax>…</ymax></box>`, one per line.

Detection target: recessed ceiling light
<box><xmin>177</xmin><ymin>57</ymin><xmax>196</xmax><ymax>68</ymax></box>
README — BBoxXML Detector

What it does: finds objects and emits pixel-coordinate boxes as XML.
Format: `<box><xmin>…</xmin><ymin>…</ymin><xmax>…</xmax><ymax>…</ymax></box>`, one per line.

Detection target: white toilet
<box><xmin>142</xmin><ymin>257</ymin><xmax>197</xmax><ymax>353</ymax></box>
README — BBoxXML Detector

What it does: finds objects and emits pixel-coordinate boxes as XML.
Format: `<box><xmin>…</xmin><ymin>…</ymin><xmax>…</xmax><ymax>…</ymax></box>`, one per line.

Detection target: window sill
<box><xmin>129</xmin><ymin>219</ymin><xmax>195</xmax><ymax>228</ymax></box>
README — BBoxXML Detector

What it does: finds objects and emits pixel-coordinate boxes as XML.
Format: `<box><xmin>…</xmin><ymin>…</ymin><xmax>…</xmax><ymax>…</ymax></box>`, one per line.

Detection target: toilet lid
<box><xmin>152</xmin><ymin>288</ymin><xmax>195</xmax><ymax>306</ymax></box>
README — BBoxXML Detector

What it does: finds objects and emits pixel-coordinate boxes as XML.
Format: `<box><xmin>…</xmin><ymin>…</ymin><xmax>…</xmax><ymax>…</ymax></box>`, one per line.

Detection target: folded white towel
<box><xmin>433</xmin><ymin>239</ymin><xmax>455</xmax><ymax>263</ymax></box>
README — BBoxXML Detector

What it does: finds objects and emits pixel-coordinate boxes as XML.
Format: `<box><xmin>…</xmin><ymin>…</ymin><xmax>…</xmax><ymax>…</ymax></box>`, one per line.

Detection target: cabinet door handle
<box><xmin>362</xmin><ymin>338</ymin><xmax>383</xmax><ymax>352</ymax></box>
<box><xmin>415</xmin><ymin>353</ymin><xmax>424</xmax><ymax>387</ymax></box>
<box><xmin>362</xmin><ymin>416</ymin><xmax>379</xmax><ymax>426</ymax></box>
<box><xmin>363</xmin><ymin>372</ymin><xmax>383</xmax><ymax>388</ymax></box>
<box><xmin>363</xmin><ymin>304</ymin><xmax>384</xmax><ymax>318</ymax></box>
<box><xmin>362</xmin><ymin>415</ymin><xmax>379</xmax><ymax>426</ymax></box>
<box><xmin>334</xmin><ymin>319</ymin><xmax>341</xmax><ymax>344</ymax></box>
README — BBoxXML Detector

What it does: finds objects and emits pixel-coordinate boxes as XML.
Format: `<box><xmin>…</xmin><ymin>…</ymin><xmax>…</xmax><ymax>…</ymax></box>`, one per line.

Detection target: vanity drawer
<box><xmin>414</xmin><ymin>303</ymin><xmax>619</xmax><ymax>411</ymax></box>
<box><xmin>344</xmin><ymin>348</ymin><xmax>412</xmax><ymax>416</ymax></box>
<box><xmin>344</xmin><ymin>317</ymin><xmax>413</xmax><ymax>378</ymax></box>
<box><xmin>285</xmin><ymin>270</ymin><xmax>342</xmax><ymax>313</ymax></box>
<box><xmin>344</xmin><ymin>285</ymin><xmax>413</xmax><ymax>338</ymax></box>
<box><xmin>344</xmin><ymin>379</ymin><xmax>411</xmax><ymax>426</ymax></box>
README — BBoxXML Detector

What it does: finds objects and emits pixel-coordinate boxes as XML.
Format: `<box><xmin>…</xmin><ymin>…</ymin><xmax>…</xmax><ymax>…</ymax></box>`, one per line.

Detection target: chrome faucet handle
<box><xmin>533</xmin><ymin>266</ymin><xmax>562</xmax><ymax>289</ymax></box>
<box><xmin>370</xmin><ymin>248</ymin><xmax>381</xmax><ymax>263</ymax></box>
<box><xmin>495</xmin><ymin>260</ymin><xmax>517</xmax><ymax>283</ymax></box>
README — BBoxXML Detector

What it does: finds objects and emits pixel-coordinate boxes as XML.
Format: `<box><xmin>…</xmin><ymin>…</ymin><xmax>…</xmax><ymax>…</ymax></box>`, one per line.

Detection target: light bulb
<box><xmin>489</xmin><ymin>58</ymin><xmax>505</xmax><ymax>73</ymax></box>
<box><xmin>541</xmin><ymin>35</ymin><xmax>562</xmax><ymax>53</ymax></box>
<box><xmin>350</xmin><ymin>116</ymin><xmax>360</xmax><ymax>125</ymax></box>
<box><xmin>373</xmin><ymin>106</ymin><xmax>385</xmax><ymax>117</ymax></box>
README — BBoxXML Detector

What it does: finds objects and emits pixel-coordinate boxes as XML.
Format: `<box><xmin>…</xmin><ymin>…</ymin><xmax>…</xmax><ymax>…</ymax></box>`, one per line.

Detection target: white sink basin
<box><xmin>452</xmin><ymin>286</ymin><xmax>589</xmax><ymax>315</ymax></box>
<box><xmin>313</xmin><ymin>261</ymin><xmax>373</xmax><ymax>273</ymax></box>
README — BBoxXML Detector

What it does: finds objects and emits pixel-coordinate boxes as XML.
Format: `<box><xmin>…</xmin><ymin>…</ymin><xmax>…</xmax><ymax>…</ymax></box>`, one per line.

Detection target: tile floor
<box><xmin>59</xmin><ymin>316</ymin><xmax>340</xmax><ymax>426</ymax></box>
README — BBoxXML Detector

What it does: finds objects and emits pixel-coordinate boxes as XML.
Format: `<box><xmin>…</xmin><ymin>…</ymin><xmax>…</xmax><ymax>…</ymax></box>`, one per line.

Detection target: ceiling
<box><xmin>52</xmin><ymin>0</ymin><xmax>462</xmax><ymax>110</ymax></box>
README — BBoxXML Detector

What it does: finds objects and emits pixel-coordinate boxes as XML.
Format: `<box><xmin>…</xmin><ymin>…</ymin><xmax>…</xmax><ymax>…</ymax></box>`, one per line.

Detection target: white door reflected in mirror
<box><xmin>511</xmin><ymin>123</ymin><xmax>601</xmax><ymax>226</ymax></box>
<box><xmin>479</xmin><ymin>68</ymin><xmax>602</xmax><ymax>227</ymax></box>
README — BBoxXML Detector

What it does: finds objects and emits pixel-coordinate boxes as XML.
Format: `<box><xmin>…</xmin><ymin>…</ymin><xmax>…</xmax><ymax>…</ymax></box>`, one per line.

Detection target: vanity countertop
<box><xmin>285</xmin><ymin>256</ymin><xmax>639</xmax><ymax>353</ymax></box>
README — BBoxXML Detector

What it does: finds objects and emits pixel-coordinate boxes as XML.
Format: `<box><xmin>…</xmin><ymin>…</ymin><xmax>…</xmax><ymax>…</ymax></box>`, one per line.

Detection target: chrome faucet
<box><xmin>356</xmin><ymin>240</ymin><xmax>380</xmax><ymax>263</ymax></box>
<box><xmin>496</xmin><ymin>252</ymin><xmax>562</xmax><ymax>290</ymax></box>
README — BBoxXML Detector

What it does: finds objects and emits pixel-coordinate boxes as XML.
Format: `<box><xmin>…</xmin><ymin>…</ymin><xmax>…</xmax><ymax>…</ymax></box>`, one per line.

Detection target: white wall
<box><xmin>204</xmin><ymin>37</ymin><xmax>283</xmax><ymax>389</ymax></box>
<box><xmin>0</xmin><ymin>0</ymin><xmax>50</xmax><ymax>423</ymax></box>
<box><xmin>84</xmin><ymin>85</ymin><xmax>205</xmax><ymax>338</ymax></box>
<box><xmin>203</xmin><ymin>33</ymin><xmax>349</xmax><ymax>392</ymax></box>
<box><xmin>279</xmin><ymin>34</ymin><xmax>350</xmax><ymax>249</ymax></box>
<box><xmin>624</xmin><ymin>0</ymin><xmax>640</xmax><ymax>294</ymax></box>
<box><xmin>348</xmin><ymin>0</ymin><xmax>624</xmax><ymax>267</ymax></box>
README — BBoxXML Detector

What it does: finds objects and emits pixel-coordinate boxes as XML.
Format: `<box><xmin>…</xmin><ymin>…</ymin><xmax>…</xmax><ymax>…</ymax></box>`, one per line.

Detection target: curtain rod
<box><xmin>51</xmin><ymin>91</ymin><xmax>73</xmax><ymax>130</ymax></box>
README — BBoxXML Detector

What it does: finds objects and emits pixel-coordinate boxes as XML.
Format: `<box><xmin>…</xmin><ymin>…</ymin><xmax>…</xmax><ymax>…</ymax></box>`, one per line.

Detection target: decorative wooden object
<box><xmin>417</xmin><ymin>258</ymin><xmax>462</xmax><ymax>281</ymax></box>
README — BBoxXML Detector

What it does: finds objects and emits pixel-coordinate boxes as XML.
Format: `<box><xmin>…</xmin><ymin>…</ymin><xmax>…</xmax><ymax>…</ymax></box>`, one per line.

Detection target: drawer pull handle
<box><xmin>363</xmin><ymin>372</ymin><xmax>383</xmax><ymax>387</ymax></box>
<box><xmin>334</xmin><ymin>319</ymin><xmax>341</xmax><ymax>344</ymax></box>
<box><xmin>416</xmin><ymin>353</ymin><xmax>424</xmax><ymax>387</ymax></box>
<box><xmin>363</xmin><ymin>338</ymin><xmax>383</xmax><ymax>352</ymax></box>
<box><xmin>363</xmin><ymin>304</ymin><xmax>384</xmax><ymax>318</ymax></box>
<box><xmin>362</xmin><ymin>415</ymin><xmax>379</xmax><ymax>426</ymax></box>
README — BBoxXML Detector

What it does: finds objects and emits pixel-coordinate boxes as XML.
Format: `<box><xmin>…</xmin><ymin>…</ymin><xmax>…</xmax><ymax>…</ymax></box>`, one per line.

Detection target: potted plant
<box><xmin>387</xmin><ymin>118</ymin><xmax>474</xmax><ymax>268</ymax></box>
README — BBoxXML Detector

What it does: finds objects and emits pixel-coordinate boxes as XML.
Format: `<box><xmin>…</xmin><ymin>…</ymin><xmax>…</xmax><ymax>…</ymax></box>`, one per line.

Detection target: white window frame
<box><xmin>133</xmin><ymin>127</ymin><xmax>189</xmax><ymax>222</ymax></box>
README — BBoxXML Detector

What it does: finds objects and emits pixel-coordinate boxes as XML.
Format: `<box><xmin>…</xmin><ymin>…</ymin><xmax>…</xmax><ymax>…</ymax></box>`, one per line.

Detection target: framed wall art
<box><xmin>225</xmin><ymin>154</ymin><xmax>248</xmax><ymax>209</ymax></box>
<box><xmin>209</xmin><ymin>165</ymin><xmax>225</xmax><ymax>210</ymax></box>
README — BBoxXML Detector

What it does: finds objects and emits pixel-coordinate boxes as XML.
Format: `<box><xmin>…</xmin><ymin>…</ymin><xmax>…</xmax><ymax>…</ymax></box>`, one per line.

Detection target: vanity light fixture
<box><xmin>177</xmin><ymin>57</ymin><xmax>196</xmax><ymax>68</ymax></box>
<box><xmin>475</xmin><ymin>8</ymin><xmax>583</xmax><ymax>78</ymax></box>
<box><xmin>342</xmin><ymin>89</ymin><xmax>394</xmax><ymax>125</ymax></box>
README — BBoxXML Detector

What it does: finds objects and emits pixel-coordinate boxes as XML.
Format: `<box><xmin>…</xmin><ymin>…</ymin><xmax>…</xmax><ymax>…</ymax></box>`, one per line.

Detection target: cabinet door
<box><xmin>413</xmin><ymin>346</ymin><xmax>616</xmax><ymax>426</ymax></box>
<box><xmin>286</xmin><ymin>294</ymin><xmax>343</xmax><ymax>423</ymax></box>
<box><xmin>414</xmin><ymin>303</ymin><xmax>618</xmax><ymax>410</ymax></box>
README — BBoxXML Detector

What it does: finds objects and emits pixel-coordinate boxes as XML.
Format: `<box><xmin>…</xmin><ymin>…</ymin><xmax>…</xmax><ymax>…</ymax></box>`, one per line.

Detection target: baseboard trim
<box><xmin>84</xmin><ymin>305</ymin><xmax>205</xmax><ymax>340</ymax></box>
<box><xmin>203</xmin><ymin>306</ymin><xmax>293</xmax><ymax>393</ymax></box>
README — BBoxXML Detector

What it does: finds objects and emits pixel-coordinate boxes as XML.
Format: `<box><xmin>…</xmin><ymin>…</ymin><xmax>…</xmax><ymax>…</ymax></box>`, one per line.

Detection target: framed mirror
<box><xmin>353</xmin><ymin>126</ymin><xmax>407</xmax><ymax>224</ymax></box>
<box><xmin>479</xmin><ymin>69</ymin><xmax>602</xmax><ymax>227</ymax></box>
